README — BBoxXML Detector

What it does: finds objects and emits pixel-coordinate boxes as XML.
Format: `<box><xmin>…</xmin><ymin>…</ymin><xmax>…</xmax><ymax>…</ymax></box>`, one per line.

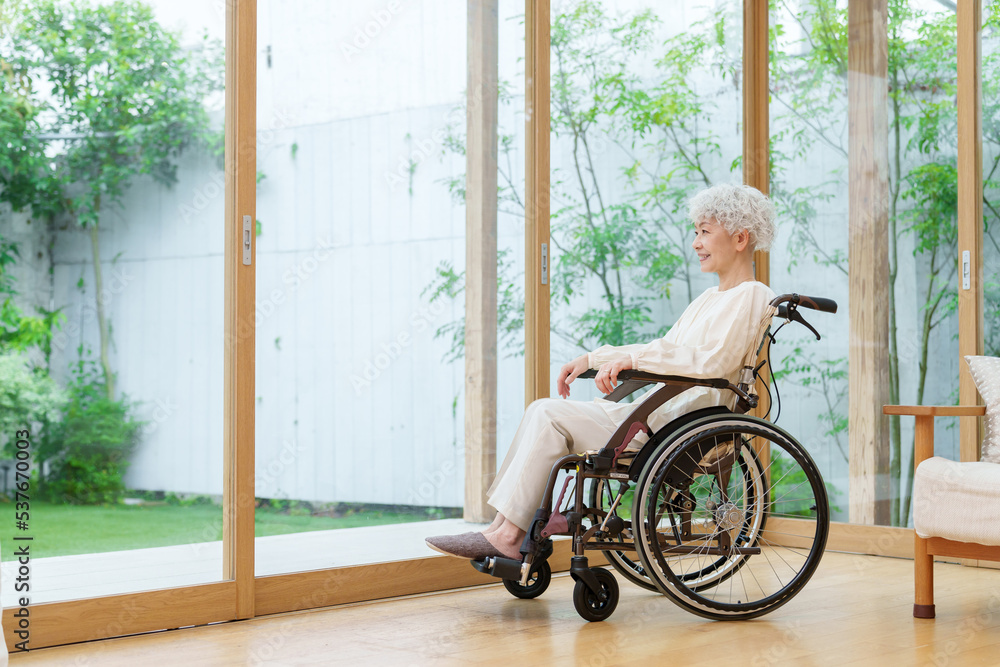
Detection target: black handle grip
<box><xmin>770</xmin><ymin>293</ymin><xmax>838</xmax><ymax>314</ymax></box>
<box><xmin>796</xmin><ymin>295</ymin><xmax>838</xmax><ymax>314</ymax></box>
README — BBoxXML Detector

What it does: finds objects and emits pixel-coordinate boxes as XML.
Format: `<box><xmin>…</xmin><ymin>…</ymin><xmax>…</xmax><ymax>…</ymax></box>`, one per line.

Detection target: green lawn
<box><xmin>0</xmin><ymin>501</ymin><xmax>436</xmax><ymax>561</ymax></box>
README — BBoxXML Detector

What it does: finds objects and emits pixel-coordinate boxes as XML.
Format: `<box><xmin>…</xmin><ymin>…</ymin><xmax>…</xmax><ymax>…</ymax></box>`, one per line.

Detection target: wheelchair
<box><xmin>471</xmin><ymin>292</ymin><xmax>838</xmax><ymax>621</ymax></box>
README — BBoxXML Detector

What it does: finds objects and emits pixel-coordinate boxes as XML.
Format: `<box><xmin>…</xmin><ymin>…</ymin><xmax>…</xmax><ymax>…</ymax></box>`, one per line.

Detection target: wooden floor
<box><xmin>11</xmin><ymin>551</ymin><xmax>1000</xmax><ymax>666</ymax></box>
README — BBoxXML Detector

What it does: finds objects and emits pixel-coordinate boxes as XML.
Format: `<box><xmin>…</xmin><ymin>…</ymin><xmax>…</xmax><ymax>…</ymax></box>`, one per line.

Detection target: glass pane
<box><xmin>771</xmin><ymin>0</ymin><xmax>960</xmax><ymax>528</ymax></box>
<box><xmin>541</xmin><ymin>0</ymin><xmax>744</xmax><ymax>548</ymax></box>
<box><xmin>0</xmin><ymin>2</ymin><xmax>226</xmax><ymax>602</ymax></box>
<box><xmin>547</xmin><ymin>1</ymin><xmax>744</xmax><ymax>403</ymax></box>
<box><xmin>887</xmin><ymin>1</ymin><xmax>960</xmax><ymax>526</ymax></box>
<box><xmin>253</xmin><ymin>1</ymin><xmax>524</xmax><ymax>576</ymax></box>
<box><xmin>769</xmin><ymin>0</ymin><xmax>851</xmax><ymax>524</ymax></box>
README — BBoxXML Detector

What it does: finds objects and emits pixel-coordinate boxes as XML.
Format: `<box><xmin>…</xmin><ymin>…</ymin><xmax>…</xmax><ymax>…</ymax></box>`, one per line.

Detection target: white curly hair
<box><xmin>688</xmin><ymin>183</ymin><xmax>777</xmax><ymax>253</ymax></box>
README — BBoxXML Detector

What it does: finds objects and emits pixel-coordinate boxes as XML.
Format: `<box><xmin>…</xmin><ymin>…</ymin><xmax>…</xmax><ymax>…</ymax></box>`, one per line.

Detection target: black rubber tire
<box><xmin>587</xmin><ymin>478</ymin><xmax>658</xmax><ymax>592</ymax></box>
<box><xmin>572</xmin><ymin>568</ymin><xmax>620</xmax><ymax>622</ymax></box>
<box><xmin>502</xmin><ymin>559</ymin><xmax>551</xmax><ymax>599</ymax></box>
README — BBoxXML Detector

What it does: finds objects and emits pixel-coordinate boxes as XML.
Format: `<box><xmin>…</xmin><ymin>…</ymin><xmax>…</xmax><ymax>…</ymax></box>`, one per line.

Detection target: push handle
<box><xmin>770</xmin><ymin>293</ymin><xmax>838</xmax><ymax>314</ymax></box>
<box><xmin>771</xmin><ymin>293</ymin><xmax>837</xmax><ymax>341</ymax></box>
<box><xmin>795</xmin><ymin>294</ymin><xmax>838</xmax><ymax>313</ymax></box>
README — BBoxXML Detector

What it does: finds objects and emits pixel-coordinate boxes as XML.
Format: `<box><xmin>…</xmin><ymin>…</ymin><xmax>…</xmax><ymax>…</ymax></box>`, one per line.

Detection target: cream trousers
<box><xmin>485</xmin><ymin>397</ymin><xmax>622</xmax><ymax>530</ymax></box>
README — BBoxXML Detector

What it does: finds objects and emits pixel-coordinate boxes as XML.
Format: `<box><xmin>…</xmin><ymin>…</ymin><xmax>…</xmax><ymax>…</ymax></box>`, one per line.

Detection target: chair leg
<box><xmin>914</xmin><ymin>533</ymin><xmax>935</xmax><ymax>619</ymax></box>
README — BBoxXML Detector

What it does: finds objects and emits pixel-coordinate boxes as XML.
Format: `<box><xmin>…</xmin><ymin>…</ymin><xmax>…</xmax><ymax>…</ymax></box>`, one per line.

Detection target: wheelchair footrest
<box><xmin>471</xmin><ymin>555</ymin><xmax>524</xmax><ymax>581</ymax></box>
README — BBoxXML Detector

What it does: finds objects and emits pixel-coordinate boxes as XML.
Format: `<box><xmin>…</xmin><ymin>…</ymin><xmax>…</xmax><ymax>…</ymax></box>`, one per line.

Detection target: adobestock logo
<box><xmin>339</xmin><ymin>1</ymin><xmax>408</xmax><ymax>63</ymax></box>
<box><xmin>350</xmin><ymin>299</ymin><xmax>446</xmax><ymax>395</ymax></box>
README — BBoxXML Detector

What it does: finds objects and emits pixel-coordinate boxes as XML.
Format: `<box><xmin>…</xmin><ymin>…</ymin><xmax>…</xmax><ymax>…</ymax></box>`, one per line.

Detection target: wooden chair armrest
<box><xmin>882</xmin><ymin>405</ymin><xmax>986</xmax><ymax>417</ymax></box>
<box><xmin>882</xmin><ymin>405</ymin><xmax>987</xmax><ymax>468</ymax></box>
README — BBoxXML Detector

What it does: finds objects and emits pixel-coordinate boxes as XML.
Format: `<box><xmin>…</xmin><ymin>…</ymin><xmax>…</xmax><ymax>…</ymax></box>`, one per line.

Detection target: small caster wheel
<box><xmin>503</xmin><ymin>560</ymin><xmax>551</xmax><ymax>599</ymax></box>
<box><xmin>573</xmin><ymin>568</ymin><xmax>619</xmax><ymax>622</ymax></box>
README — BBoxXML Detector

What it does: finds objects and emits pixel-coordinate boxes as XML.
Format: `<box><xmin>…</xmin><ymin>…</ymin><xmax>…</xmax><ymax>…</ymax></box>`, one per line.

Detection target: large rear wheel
<box><xmin>633</xmin><ymin>417</ymin><xmax>829</xmax><ymax>620</ymax></box>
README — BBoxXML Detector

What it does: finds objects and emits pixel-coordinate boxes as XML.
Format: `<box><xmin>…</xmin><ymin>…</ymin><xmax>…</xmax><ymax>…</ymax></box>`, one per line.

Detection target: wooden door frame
<box><xmin>957</xmin><ymin>0</ymin><xmax>984</xmax><ymax>462</ymax></box>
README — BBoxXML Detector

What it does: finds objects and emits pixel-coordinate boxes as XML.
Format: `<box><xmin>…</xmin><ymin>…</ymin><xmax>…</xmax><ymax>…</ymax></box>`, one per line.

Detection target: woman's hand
<box><xmin>595</xmin><ymin>356</ymin><xmax>633</xmax><ymax>395</ymax></box>
<box><xmin>556</xmin><ymin>354</ymin><xmax>589</xmax><ymax>398</ymax></box>
<box><xmin>557</xmin><ymin>354</ymin><xmax>634</xmax><ymax>397</ymax></box>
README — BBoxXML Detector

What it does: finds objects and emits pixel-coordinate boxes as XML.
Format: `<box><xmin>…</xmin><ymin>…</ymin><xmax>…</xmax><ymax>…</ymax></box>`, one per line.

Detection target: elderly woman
<box><xmin>426</xmin><ymin>183</ymin><xmax>778</xmax><ymax>561</ymax></box>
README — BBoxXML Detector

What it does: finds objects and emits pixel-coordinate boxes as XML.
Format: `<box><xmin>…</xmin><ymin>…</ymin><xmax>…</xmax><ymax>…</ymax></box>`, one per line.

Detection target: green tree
<box><xmin>0</xmin><ymin>0</ymin><xmax>223</xmax><ymax>400</ymax></box>
<box><xmin>429</xmin><ymin>1</ymin><xmax>740</xmax><ymax>368</ymax></box>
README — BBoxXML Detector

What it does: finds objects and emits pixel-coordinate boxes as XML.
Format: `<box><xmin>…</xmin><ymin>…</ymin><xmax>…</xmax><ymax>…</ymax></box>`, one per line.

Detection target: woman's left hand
<box><xmin>595</xmin><ymin>356</ymin><xmax>633</xmax><ymax>394</ymax></box>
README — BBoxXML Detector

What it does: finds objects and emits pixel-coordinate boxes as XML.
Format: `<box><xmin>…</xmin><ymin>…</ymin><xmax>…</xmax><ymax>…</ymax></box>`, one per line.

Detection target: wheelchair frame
<box><xmin>470</xmin><ymin>292</ymin><xmax>836</xmax><ymax>622</ymax></box>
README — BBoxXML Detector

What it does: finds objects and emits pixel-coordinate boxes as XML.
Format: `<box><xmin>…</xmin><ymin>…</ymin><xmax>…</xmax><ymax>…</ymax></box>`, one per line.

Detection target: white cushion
<box><xmin>913</xmin><ymin>456</ymin><xmax>1000</xmax><ymax>546</ymax></box>
<box><xmin>965</xmin><ymin>355</ymin><xmax>1000</xmax><ymax>464</ymax></box>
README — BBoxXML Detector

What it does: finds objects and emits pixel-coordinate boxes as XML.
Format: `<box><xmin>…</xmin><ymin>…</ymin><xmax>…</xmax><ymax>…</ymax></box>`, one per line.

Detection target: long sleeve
<box><xmin>586</xmin><ymin>288</ymin><xmax>708</xmax><ymax>369</ymax></box>
<box><xmin>629</xmin><ymin>283</ymin><xmax>775</xmax><ymax>379</ymax></box>
<box><xmin>587</xmin><ymin>343</ymin><xmax>647</xmax><ymax>369</ymax></box>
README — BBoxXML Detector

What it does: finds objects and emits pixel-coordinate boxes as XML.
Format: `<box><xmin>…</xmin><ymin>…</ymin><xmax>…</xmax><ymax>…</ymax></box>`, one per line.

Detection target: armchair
<box><xmin>882</xmin><ymin>404</ymin><xmax>997</xmax><ymax>619</ymax></box>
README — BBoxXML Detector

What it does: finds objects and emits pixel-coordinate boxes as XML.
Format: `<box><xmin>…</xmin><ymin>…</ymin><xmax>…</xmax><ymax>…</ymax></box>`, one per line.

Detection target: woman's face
<box><xmin>691</xmin><ymin>218</ymin><xmax>747</xmax><ymax>274</ymax></box>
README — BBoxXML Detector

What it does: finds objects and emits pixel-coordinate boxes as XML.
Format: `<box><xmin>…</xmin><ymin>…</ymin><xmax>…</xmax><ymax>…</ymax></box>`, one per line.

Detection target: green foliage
<box><xmin>36</xmin><ymin>352</ymin><xmax>145</xmax><ymax>504</ymax></box>
<box><xmin>1</xmin><ymin>0</ymin><xmax>224</xmax><ymax>400</ymax></box>
<box><xmin>769</xmin><ymin>450</ymin><xmax>842</xmax><ymax>518</ymax></box>
<box><xmin>774</xmin><ymin>343</ymin><xmax>849</xmax><ymax>463</ymax></box>
<box><xmin>599</xmin><ymin>480</ymin><xmax>635</xmax><ymax>521</ymax></box>
<box><xmin>422</xmin><ymin>247</ymin><xmax>525</xmax><ymax>362</ymax></box>
<box><xmin>0</xmin><ymin>237</ymin><xmax>64</xmax><ymax>358</ymax></box>
<box><xmin>126</xmin><ymin>489</ymin><xmax>216</xmax><ymax>506</ymax></box>
<box><xmin>427</xmin><ymin>1</ymin><xmax>981</xmax><ymax>530</ymax></box>
<box><xmin>771</xmin><ymin>0</ymin><xmax>975</xmax><ymax>526</ymax></box>
<box><xmin>0</xmin><ymin>351</ymin><xmax>66</xmax><ymax>447</ymax></box>
<box><xmin>0</xmin><ymin>72</ymin><xmax>49</xmax><ymax>213</ymax></box>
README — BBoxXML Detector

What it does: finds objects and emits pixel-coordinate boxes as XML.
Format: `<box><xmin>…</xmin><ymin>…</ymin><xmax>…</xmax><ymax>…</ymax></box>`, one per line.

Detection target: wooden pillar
<box><xmin>223</xmin><ymin>0</ymin><xmax>256</xmax><ymax>618</ymax></box>
<box><xmin>744</xmin><ymin>0</ymin><xmax>769</xmax><ymax>287</ymax></box>
<box><xmin>525</xmin><ymin>0</ymin><xmax>551</xmax><ymax>405</ymax></box>
<box><xmin>464</xmin><ymin>0</ymin><xmax>499</xmax><ymax>523</ymax></box>
<box><xmin>847</xmin><ymin>0</ymin><xmax>891</xmax><ymax>525</ymax></box>
<box><xmin>957</xmin><ymin>0</ymin><xmax>984</xmax><ymax>463</ymax></box>
<box><xmin>744</xmin><ymin>0</ymin><xmax>771</xmax><ymax>433</ymax></box>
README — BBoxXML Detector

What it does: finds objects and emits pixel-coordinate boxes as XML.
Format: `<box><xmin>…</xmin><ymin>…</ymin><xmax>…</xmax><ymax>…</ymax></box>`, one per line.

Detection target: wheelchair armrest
<box><xmin>579</xmin><ymin>369</ymin><xmax>731</xmax><ymax>392</ymax></box>
<box><xmin>577</xmin><ymin>371</ymin><xmax>751</xmax><ymax>471</ymax></box>
<box><xmin>577</xmin><ymin>369</ymin><xmax>654</xmax><ymax>402</ymax></box>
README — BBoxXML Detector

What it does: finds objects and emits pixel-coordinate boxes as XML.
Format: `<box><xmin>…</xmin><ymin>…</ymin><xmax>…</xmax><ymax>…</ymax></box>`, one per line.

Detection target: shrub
<box><xmin>37</xmin><ymin>354</ymin><xmax>145</xmax><ymax>504</ymax></box>
<box><xmin>0</xmin><ymin>351</ymin><xmax>66</xmax><ymax>449</ymax></box>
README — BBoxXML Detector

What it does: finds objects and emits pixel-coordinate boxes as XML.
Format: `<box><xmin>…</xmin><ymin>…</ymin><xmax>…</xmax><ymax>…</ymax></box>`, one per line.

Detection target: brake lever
<box><xmin>788</xmin><ymin>307</ymin><xmax>821</xmax><ymax>341</ymax></box>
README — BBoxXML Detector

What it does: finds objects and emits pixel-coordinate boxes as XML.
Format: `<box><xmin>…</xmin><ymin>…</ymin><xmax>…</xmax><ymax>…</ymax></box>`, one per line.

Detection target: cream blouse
<box><xmin>585</xmin><ymin>280</ymin><xmax>777</xmax><ymax>443</ymax></box>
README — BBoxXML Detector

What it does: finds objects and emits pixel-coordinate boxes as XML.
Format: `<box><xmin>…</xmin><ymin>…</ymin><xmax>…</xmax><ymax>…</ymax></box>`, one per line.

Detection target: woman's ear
<box><xmin>736</xmin><ymin>228</ymin><xmax>751</xmax><ymax>251</ymax></box>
